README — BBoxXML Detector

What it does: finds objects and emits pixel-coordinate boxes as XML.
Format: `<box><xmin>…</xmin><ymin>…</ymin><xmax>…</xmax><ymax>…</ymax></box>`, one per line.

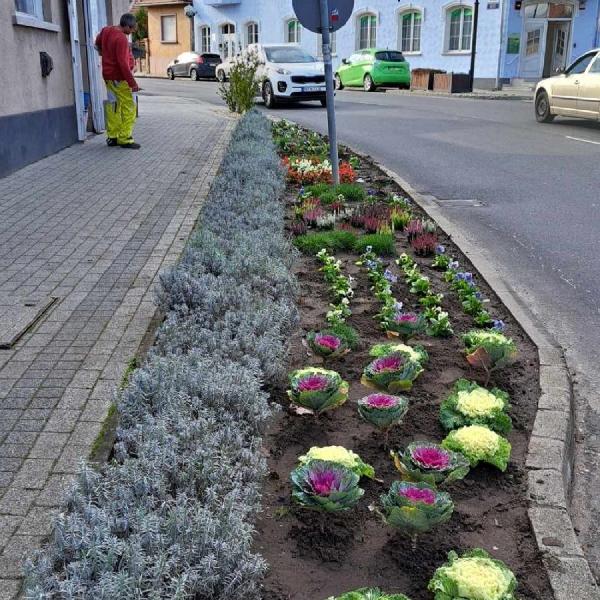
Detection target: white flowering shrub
<box><xmin>25</xmin><ymin>111</ymin><xmax>296</xmax><ymax>598</ymax></box>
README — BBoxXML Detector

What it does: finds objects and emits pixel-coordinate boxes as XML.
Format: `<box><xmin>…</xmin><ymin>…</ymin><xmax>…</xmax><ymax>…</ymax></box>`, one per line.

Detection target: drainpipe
<box><xmin>496</xmin><ymin>0</ymin><xmax>509</xmax><ymax>89</ymax></box>
<box><xmin>596</xmin><ymin>0</ymin><xmax>600</xmax><ymax>47</ymax></box>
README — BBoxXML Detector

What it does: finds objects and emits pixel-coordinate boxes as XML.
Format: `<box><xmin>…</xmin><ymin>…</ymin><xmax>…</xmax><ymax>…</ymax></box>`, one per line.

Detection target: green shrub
<box><xmin>327</xmin><ymin>322</ymin><xmax>360</xmax><ymax>350</ymax></box>
<box><xmin>294</xmin><ymin>230</ymin><xmax>357</xmax><ymax>255</ymax></box>
<box><xmin>354</xmin><ymin>234</ymin><xmax>396</xmax><ymax>256</ymax></box>
<box><xmin>305</xmin><ymin>183</ymin><xmax>331</xmax><ymax>197</ymax></box>
<box><xmin>305</xmin><ymin>183</ymin><xmax>366</xmax><ymax>204</ymax></box>
<box><xmin>218</xmin><ymin>54</ymin><xmax>259</xmax><ymax>114</ymax></box>
<box><xmin>336</xmin><ymin>183</ymin><xmax>366</xmax><ymax>202</ymax></box>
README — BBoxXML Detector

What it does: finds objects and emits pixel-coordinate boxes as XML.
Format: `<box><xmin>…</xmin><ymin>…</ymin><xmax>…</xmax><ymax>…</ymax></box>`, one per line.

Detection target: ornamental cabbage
<box><xmin>442</xmin><ymin>425</ymin><xmax>511</xmax><ymax>471</ymax></box>
<box><xmin>428</xmin><ymin>549</ymin><xmax>518</xmax><ymax>600</ymax></box>
<box><xmin>385</xmin><ymin>311</ymin><xmax>426</xmax><ymax>339</ymax></box>
<box><xmin>462</xmin><ymin>330</ymin><xmax>517</xmax><ymax>373</ymax></box>
<box><xmin>379</xmin><ymin>481</ymin><xmax>454</xmax><ymax>535</ymax></box>
<box><xmin>362</xmin><ymin>353</ymin><xmax>424</xmax><ymax>393</ymax></box>
<box><xmin>440</xmin><ymin>379</ymin><xmax>512</xmax><ymax>434</ymax></box>
<box><xmin>369</xmin><ymin>343</ymin><xmax>428</xmax><ymax>365</ymax></box>
<box><xmin>291</xmin><ymin>460</ymin><xmax>364</xmax><ymax>512</ymax></box>
<box><xmin>392</xmin><ymin>442</ymin><xmax>470</xmax><ymax>486</ymax></box>
<box><xmin>326</xmin><ymin>589</ymin><xmax>412</xmax><ymax>600</ymax></box>
<box><xmin>357</xmin><ymin>394</ymin><xmax>409</xmax><ymax>436</ymax></box>
<box><xmin>307</xmin><ymin>331</ymin><xmax>349</xmax><ymax>358</ymax></box>
<box><xmin>288</xmin><ymin>367</ymin><xmax>349</xmax><ymax>414</ymax></box>
<box><xmin>298</xmin><ymin>446</ymin><xmax>375</xmax><ymax>479</ymax></box>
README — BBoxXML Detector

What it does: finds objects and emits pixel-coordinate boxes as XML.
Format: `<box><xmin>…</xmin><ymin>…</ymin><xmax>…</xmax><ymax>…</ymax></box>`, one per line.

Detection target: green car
<box><xmin>335</xmin><ymin>49</ymin><xmax>411</xmax><ymax>92</ymax></box>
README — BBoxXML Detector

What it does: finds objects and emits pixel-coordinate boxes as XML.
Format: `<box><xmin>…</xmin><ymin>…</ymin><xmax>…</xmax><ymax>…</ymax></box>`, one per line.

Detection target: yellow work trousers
<box><xmin>105</xmin><ymin>80</ymin><xmax>136</xmax><ymax>145</ymax></box>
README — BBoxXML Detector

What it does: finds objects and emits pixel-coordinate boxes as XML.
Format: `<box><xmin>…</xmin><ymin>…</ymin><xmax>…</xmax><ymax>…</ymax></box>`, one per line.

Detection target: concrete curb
<box><xmin>368</xmin><ymin>159</ymin><xmax>600</xmax><ymax>600</ymax></box>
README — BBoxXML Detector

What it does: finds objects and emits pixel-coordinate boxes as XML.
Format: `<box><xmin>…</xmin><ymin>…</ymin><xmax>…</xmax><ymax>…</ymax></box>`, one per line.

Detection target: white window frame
<box><xmin>356</xmin><ymin>12</ymin><xmax>377</xmax><ymax>50</ymax></box>
<box><xmin>13</xmin><ymin>0</ymin><xmax>59</xmax><ymax>31</ymax></box>
<box><xmin>200</xmin><ymin>25</ymin><xmax>211</xmax><ymax>53</ymax></box>
<box><xmin>286</xmin><ymin>18</ymin><xmax>301</xmax><ymax>44</ymax></box>
<box><xmin>161</xmin><ymin>14</ymin><xmax>177</xmax><ymax>43</ymax></box>
<box><xmin>399</xmin><ymin>9</ymin><xmax>423</xmax><ymax>54</ymax></box>
<box><xmin>444</xmin><ymin>5</ymin><xmax>473</xmax><ymax>53</ymax></box>
<box><xmin>245</xmin><ymin>21</ymin><xmax>259</xmax><ymax>46</ymax></box>
<box><xmin>15</xmin><ymin>0</ymin><xmax>43</xmax><ymax>19</ymax></box>
<box><xmin>316</xmin><ymin>30</ymin><xmax>337</xmax><ymax>57</ymax></box>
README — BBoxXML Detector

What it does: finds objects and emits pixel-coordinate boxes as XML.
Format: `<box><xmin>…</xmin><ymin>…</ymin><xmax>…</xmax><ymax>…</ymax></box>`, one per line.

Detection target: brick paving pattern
<box><xmin>0</xmin><ymin>96</ymin><xmax>234</xmax><ymax>596</ymax></box>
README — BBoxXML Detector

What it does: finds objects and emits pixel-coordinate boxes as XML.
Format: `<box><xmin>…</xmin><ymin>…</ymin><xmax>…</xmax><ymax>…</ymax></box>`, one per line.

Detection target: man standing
<box><xmin>95</xmin><ymin>14</ymin><xmax>141</xmax><ymax>149</ymax></box>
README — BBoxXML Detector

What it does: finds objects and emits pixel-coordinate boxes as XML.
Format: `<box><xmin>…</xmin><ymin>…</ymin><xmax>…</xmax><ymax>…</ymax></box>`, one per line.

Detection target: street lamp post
<box><xmin>185</xmin><ymin>5</ymin><xmax>196</xmax><ymax>52</ymax></box>
<box><xmin>468</xmin><ymin>0</ymin><xmax>480</xmax><ymax>92</ymax></box>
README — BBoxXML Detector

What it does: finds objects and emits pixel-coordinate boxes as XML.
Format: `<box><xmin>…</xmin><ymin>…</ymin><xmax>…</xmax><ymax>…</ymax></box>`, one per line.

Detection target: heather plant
<box><xmin>378</xmin><ymin>481</ymin><xmax>454</xmax><ymax>547</ymax></box>
<box><xmin>291</xmin><ymin>460</ymin><xmax>364</xmax><ymax>512</ymax></box>
<box><xmin>440</xmin><ymin>380</ymin><xmax>512</xmax><ymax>434</ymax></box>
<box><xmin>26</xmin><ymin>112</ymin><xmax>296</xmax><ymax>599</ymax></box>
<box><xmin>294</xmin><ymin>230</ymin><xmax>357</xmax><ymax>254</ymax></box>
<box><xmin>391</xmin><ymin>442</ymin><xmax>470</xmax><ymax>486</ymax></box>
<box><xmin>327</xmin><ymin>589</ymin><xmax>412</xmax><ymax>600</ymax></box>
<box><xmin>428</xmin><ymin>549</ymin><xmax>518</xmax><ymax>600</ymax></box>
<box><xmin>443</xmin><ymin>425</ymin><xmax>512</xmax><ymax>471</ymax></box>
<box><xmin>298</xmin><ymin>446</ymin><xmax>375</xmax><ymax>479</ymax></box>
<box><xmin>354</xmin><ymin>233</ymin><xmax>396</xmax><ymax>256</ymax></box>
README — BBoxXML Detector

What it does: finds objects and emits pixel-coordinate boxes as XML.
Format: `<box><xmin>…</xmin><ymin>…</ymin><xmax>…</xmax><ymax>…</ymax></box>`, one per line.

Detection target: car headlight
<box><xmin>276</xmin><ymin>68</ymin><xmax>291</xmax><ymax>75</ymax></box>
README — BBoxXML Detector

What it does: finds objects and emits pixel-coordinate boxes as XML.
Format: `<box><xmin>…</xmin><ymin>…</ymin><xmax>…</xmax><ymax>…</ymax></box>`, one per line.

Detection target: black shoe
<box><xmin>119</xmin><ymin>142</ymin><xmax>141</xmax><ymax>149</ymax></box>
<box><xmin>107</xmin><ymin>138</ymin><xmax>118</xmax><ymax>146</ymax></box>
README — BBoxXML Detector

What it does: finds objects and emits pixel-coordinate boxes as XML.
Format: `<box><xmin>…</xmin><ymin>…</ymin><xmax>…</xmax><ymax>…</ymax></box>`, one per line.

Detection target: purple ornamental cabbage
<box><xmin>362</xmin><ymin>353</ymin><xmax>424</xmax><ymax>393</ymax></box>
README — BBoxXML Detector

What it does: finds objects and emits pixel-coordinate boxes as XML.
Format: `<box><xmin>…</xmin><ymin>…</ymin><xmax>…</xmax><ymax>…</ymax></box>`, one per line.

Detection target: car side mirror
<box><xmin>342</xmin><ymin>58</ymin><xmax>348</xmax><ymax>65</ymax></box>
<box><xmin>554</xmin><ymin>66</ymin><xmax>565</xmax><ymax>74</ymax></box>
<box><xmin>174</xmin><ymin>59</ymin><xmax>179</xmax><ymax>64</ymax></box>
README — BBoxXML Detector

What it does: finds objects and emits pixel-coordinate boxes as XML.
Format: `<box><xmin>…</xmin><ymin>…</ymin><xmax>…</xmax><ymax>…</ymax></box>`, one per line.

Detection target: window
<box><xmin>589</xmin><ymin>53</ymin><xmax>600</xmax><ymax>73</ymax></box>
<box><xmin>246</xmin><ymin>22</ymin><xmax>259</xmax><ymax>45</ymax></box>
<box><xmin>15</xmin><ymin>0</ymin><xmax>43</xmax><ymax>18</ymax></box>
<box><xmin>287</xmin><ymin>19</ymin><xmax>301</xmax><ymax>43</ymax></box>
<box><xmin>358</xmin><ymin>14</ymin><xmax>377</xmax><ymax>49</ymax></box>
<box><xmin>161</xmin><ymin>15</ymin><xmax>177</xmax><ymax>43</ymax></box>
<box><xmin>200</xmin><ymin>26</ymin><xmax>211</xmax><ymax>53</ymax></box>
<box><xmin>265</xmin><ymin>46</ymin><xmax>315</xmax><ymax>63</ymax></box>
<box><xmin>566</xmin><ymin>52</ymin><xmax>596</xmax><ymax>75</ymax></box>
<box><xmin>447</xmin><ymin>7</ymin><xmax>472</xmax><ymax>52</ymax></box>
<box><xmin>375</xmin><ymin>50</ymin><xmax>406</xmax><ymax>62</ymax></box>
<box><xmin>525</xmin><ymin>29</ymin><xmax>540</xmax><ymax>56</ymax></box>
<box><xmin>400</xmin><ymin>11</ymin><xmax>421</xmax><ymax>53</ymax></box>
<box><xmin>316</xmin><ymin>31</ymin><xmax>336</xmax><ymax>56</ymax></box>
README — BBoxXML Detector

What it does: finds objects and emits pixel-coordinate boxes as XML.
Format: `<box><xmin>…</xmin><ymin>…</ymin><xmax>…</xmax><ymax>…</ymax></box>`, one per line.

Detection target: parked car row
<box><xmin>166</xmin><ymin>52</ymin><xmax>222</xmax><ymax>80</ymax></box>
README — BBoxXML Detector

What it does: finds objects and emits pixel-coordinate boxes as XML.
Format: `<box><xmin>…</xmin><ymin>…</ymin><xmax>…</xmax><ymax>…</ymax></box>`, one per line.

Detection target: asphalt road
<box><xmin>140</xmin><ymin>78</ymin><xmax>600</xmax><ymax>577</ymax></box>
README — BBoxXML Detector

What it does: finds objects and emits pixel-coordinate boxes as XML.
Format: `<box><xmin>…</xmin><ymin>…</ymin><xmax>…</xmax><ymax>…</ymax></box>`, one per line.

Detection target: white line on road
<box><xmin>565</xmin><ymin>135</ymin><xmax>600</xmax><ymax>145</ymax></box>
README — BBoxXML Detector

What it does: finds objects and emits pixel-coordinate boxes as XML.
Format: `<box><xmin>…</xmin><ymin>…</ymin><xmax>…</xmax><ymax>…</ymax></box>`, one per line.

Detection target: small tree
<box><xmin>133</xmin><ymin>8</ymin><xmax>148</xmax><ymax>41</ymax></box>
<box><xmin>218</xmin><ymin>52</ymin><xmax>260</xmax><ymax>114</ymax></box>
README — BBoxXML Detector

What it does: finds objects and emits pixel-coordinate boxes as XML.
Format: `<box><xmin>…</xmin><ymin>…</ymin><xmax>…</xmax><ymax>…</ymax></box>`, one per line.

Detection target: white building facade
<box><xmin>191</xmin><ymin>0</ymin><xmax>600</xmax><ymax>88</ymax></box>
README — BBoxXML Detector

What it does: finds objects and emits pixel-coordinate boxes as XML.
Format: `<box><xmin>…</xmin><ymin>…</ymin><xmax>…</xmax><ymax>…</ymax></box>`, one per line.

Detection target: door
<box><xmin>345</xmin><ymin>53</ymin><xmax>363</xmax><ymax>85</ymax></box>
<box><xmin>554</xmin><ymin>51</ymin><xmax>596</xmax><ymax>112</ymax></box>
<box><xmin>220</xmin><ymin>24</ymin><xmax>236</xmax><ymax>60</ymax></box>
<box><xmin>83</xmin><ymin>0</ymin><xmax>107</xmax><ymax>133</ymax></box>
<box><xmin>576</xmin><ymin>52</ymin><xmax>600</xmax><ymax>117</ymax></box>
<box><xmin>174</xmin><ymin>53</ymin><xmax>186</xmax><ymax>76</ymax></box>
<box><xmin>520</xmin><ymin>19</ymin><xmax>547</xmax><ymax>78</ymax></box>
<box><xmin>66</xmin><ymin>0</ymin><xmax>86</xmax><ymax>141</ymax></box>
<box><xmin>550</xmin><ymin>21</ymin><xmax>570</xmax><ymax>74</ymax></box>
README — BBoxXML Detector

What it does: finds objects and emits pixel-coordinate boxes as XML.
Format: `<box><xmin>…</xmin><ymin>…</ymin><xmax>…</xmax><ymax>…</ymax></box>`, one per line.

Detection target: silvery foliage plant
<box><xmin>25</xmin><ymin>111</ymin><xmax>298</xmax><ymax>599</ymax></box>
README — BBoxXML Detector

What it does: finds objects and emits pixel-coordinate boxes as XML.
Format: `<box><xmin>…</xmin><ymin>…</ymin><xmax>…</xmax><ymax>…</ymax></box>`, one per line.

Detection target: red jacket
<box><xmin>95</xmin><ymin>26</ymin><xmax>137</xmax><ymax>90</ymax></box>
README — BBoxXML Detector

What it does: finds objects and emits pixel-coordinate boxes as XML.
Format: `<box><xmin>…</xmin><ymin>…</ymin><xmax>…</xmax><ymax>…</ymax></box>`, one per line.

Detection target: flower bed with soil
<box><xmin>255</xmin><ymin>121</ymin><xmax>552</xmax><ymax>600</ymax></box>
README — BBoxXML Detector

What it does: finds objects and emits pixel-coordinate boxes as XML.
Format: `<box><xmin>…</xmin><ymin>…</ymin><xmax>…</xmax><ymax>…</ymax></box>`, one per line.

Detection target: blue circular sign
<box><xmin>292</xmin><ymin>0</ymin><xmax>355</xmax><ymax>34</ymax></box>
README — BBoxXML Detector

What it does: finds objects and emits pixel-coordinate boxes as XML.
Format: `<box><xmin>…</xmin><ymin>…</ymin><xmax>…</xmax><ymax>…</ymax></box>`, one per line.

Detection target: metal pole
<box><xmin>319</xmin><ymin>0</ymin><xmax>339</xmax><ymax>185</ymax></box>
<box><xmin>469</xmin><ymin>0</ymin><xmax>480</xmax><ymax>92</ymax></box>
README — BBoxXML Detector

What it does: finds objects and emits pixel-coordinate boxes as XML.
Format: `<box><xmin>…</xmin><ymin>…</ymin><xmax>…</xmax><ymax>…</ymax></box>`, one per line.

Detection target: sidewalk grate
<box><xmin>0</xmin><ymin>294</ymin><xmax>58</xmax><ymax>349</ymax></box>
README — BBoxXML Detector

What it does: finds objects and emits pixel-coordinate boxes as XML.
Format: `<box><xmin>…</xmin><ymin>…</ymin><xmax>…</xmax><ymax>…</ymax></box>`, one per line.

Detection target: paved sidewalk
<box><xmin>0</xmin><ymin>95</ymin><xmax>234</xmax><ymax>597</ymax></box>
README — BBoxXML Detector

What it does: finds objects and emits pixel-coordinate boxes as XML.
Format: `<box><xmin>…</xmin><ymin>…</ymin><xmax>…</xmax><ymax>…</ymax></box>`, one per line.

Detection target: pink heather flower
<box><xmin>314</xmin><ymin>334</ymin><xmax>341</xmax><ymax>352</ymax></box>
<box><xmin>398</xmin><ymin>486</ymin><xmax>436</xmax><ymax>505</ymax></box>
<box><xmin>297</xmin><ymin>374</ymin><xmax>329</xmax><ymax>392</ymax></box>
<box><xmin>309</xmin><ymin>470</ymin><xmax>341</xmax><ymax>496</ymax></box>
<box><xmin>365</xmin><ymin>394</ymin><xmax>398</xmax><ymax>409</ymax></box>
<box><xmin>372</xmin><ymin>355</ymin><xmax>403</xmax><ymax>373</ymax></box>
<box><xmin>394</xmin><ymin>313</ymin><xmax>419</xmax><ymax>323</ymax></box>
<box><xmin>411</xmin><ymin>446</ymin><xmax>451</xmax><ymax>471</ymax></box>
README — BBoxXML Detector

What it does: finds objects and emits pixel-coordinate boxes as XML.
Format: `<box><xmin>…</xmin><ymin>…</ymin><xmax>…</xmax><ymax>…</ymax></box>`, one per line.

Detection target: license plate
<box><xmin>304</xmin><ymin>86</ymin><xmax>323</xmax><ymax>92</ymax></box>
<box><xmin>209</xmin><ymin>63</ymin><xmax>218</xmax><ymax>66</ymax></box>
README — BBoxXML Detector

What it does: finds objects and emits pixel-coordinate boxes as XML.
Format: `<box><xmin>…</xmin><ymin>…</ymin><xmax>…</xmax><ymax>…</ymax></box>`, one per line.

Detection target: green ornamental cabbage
<box><xmin>442</xmin><ymin>425</ymin><xmax>511</xmax><ymax>471</ymax></box>
<box><xmin>326</xmin><ymin>589</ymin><xmax>412</xmax><ymax>600</ymax></box>
<box><xmin>288</xmin><ymin>367</ymin><xmax>349</xmax><ymax>414</ymax></box>
<box><xmin>362</xmin><ymin>353</ymin><xmax>424</xmax><ymax>393</ymax></box>
<box><xmin>440</xmin><ymin>379</ymin><xmax>512</xmax><ymax>434</ymax></box>
<box><xmin>462</xmin><ymin>330</ymin><xmax>517</xmax><ymax>372</ymax></box>
<box><xmin>368</xmin><ymin>343</ymin><xmax>429</xmax><ymax>364</ymax></box>
<box><xmin>428</xmin><ymin>549</ymin><xmax>518</xmax><ymax>600</ymax></box>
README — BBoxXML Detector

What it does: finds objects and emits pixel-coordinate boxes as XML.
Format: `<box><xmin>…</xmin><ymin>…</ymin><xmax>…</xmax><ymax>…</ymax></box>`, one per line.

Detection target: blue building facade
<box><xmin>191</xmin><ymin>0</ymin><xmax>600</xmax><ymax>87</ymax></box>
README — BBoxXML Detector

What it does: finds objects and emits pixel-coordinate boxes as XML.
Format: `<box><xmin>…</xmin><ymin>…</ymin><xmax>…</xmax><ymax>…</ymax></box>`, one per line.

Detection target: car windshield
<box><xmin>375</xmin><ymin>51</ymin><xmax>405</xmax><ymax>63</ymax></box>
<box><xmin>265</xmin><ymin>46</ymin><xmax>316</xmax><ymax>63</ymax></box>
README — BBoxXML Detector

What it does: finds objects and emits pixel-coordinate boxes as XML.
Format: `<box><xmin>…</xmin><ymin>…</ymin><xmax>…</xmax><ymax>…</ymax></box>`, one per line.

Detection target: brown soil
<box><xmin>255</xmin><ymin>155</ymin><xmax>551</xmax><ymax>600</ymax></box>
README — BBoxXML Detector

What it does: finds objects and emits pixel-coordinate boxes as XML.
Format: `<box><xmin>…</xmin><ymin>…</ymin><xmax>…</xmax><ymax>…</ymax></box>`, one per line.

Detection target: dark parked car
<box><xmin>167</xmin><ymin>52</ymin><xmax>222</xmax><ymax>80</ymax></box>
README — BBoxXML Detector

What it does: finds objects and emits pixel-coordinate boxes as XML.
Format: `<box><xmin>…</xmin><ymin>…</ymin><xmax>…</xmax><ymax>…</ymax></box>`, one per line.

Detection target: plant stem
<box><xmin>411</xmin><ymin>533</ymin><xmax>418</xmax><ymax>551</ymax></box>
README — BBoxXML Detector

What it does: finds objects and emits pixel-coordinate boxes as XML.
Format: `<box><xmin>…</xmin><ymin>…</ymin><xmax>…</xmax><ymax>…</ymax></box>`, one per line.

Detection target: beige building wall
<box><xmin>0</xmin><ymin>0</ymin><xmax>76</xmax><ymax>117</ymax></box>
<box><xmin>147</xmin><ymin>6</ymin><xmax>191</xmax><ymax>76</ymax></box>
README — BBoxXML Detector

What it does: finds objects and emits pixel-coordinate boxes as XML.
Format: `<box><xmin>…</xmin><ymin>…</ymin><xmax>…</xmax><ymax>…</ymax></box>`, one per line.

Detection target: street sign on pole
<box><xmin>293</xmin><ymin>0</ymin><xmax>353</xmax><ymax>185</ymax></box>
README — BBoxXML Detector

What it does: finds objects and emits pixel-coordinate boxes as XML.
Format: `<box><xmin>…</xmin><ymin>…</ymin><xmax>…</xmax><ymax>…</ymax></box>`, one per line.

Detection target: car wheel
<box><xmin>263</xmin><ymin>81</ymin><xmax>278</xmax><ymax>108</ymax></box>
<box><xmin>334</xmin><ymin>74</ymin><xmax>344</xmax><ymax>91</ymax></box>
<box><xmin>190</xmin><ymin>68</ymin><xmax>199</xmax><ymax>81</ymax></box>
<box><xmin>216</xmin><ymin>69</ymin><xmax>226</xmax><ymax>83</ymax></box>
<box><xmin>363</xmin><ymin>74</ymin><xmax>376</xmax><ymax>92</ymax></box>
<box><xmin>535</xmin><ymin>90</ymin><xmax>554</xmax><ymax>123</ymax></box>
<box><xmin>167</xmin><ymin>68</ymin><xmax>175</xmax><ymax>80</ymax></box>
<box><xmin>320</xmin><ymin>98</ymin><xmax>327</xmax><ymax>107</ymax></box>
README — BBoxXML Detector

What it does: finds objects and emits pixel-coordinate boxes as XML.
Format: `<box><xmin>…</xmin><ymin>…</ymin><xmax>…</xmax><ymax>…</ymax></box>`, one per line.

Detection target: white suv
<box><xmin>246</xmin><ymin>43</ymin><xmax>326</xmax><ymax>108</ymax></box>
